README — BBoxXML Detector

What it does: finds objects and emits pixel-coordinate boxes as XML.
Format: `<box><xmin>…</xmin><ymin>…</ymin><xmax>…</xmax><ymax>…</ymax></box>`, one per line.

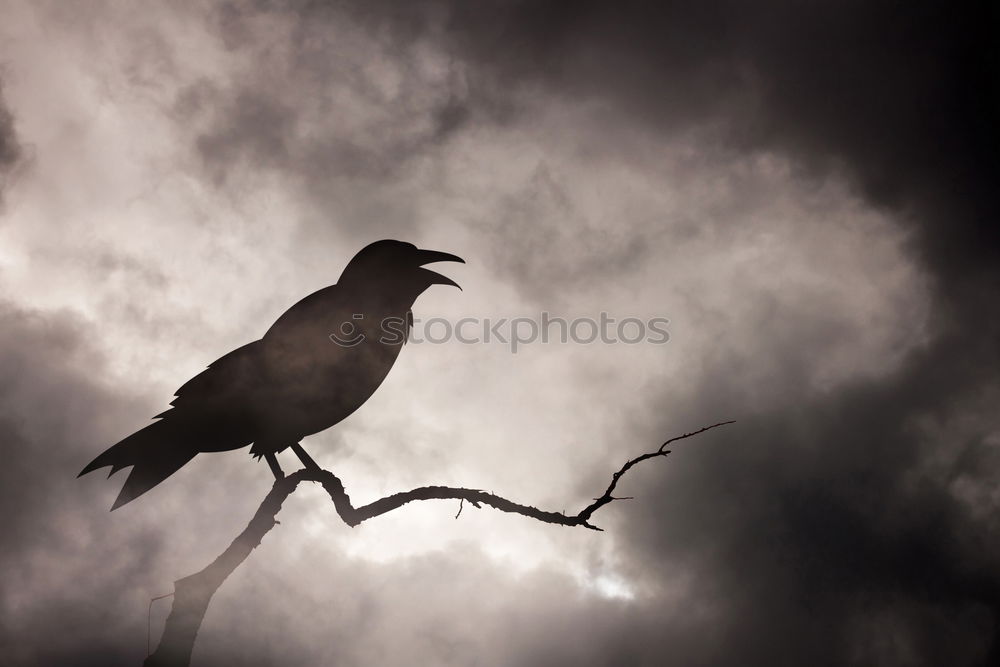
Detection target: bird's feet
<box><xmin>290</xmin><ymin>442</ymin><xmax>321</xmax><ymax>471</ymax></box>
<box><xmin>264</xmin><ymin>452</ymin><xmax>285</xmax><ymax>480</ymax></box>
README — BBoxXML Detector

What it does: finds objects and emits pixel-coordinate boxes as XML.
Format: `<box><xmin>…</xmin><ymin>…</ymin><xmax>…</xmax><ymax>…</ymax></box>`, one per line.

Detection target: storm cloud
<box><xmin>0</xmin><ymin>79</ymin><xmax>24</xmax><ymax>205</ymax></box>
<box><xmin>0</xmin><ymin>1</ymin><xmax>997</xmax><ymax>666</ymax></box>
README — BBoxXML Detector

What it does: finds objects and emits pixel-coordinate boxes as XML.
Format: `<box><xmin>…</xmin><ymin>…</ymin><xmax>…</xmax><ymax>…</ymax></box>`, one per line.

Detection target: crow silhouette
<box><xmin>80</xmin><ymin>240</ymin><xmax>463</xmax><ymax>509</ymax></box>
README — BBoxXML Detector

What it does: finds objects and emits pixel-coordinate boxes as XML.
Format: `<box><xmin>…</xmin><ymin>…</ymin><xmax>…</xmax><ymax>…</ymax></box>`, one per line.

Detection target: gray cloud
<box><xmin>384</xmin><ymin>2</ymin><xmax>1000</xmax><ymax>664</ymax></box>
<box><xmin>171</xmin><ymin>4</ymin><xmax>512</xmax><ymax>247</ymax></box>
<box><xmin>616</xmin><ymin>317</ymin><xmax>1000</xmax><ymax>665</ymax></box>
<box><xmin>0</xmin><ymin>78</ymin><xmax>23</xmax><ymax>204</ymax></box>
<box><xmin>0</xmin><ymin>302</ymin><xmax>158</xmax><ymax>666</ymax></box>
<box><xmin>1</xmin><ymin>1</ymin><xmax>998</xmax><ymax>666</ymax></box>
<box><xmin>474</xmin><ymin>164</ymin><xmax>654</xmax><ymax>304</ymax></box>
<box><xmin>306</xmin><ymin>0</ymin><xmax>999</xmax><ymax>291</ymax></box>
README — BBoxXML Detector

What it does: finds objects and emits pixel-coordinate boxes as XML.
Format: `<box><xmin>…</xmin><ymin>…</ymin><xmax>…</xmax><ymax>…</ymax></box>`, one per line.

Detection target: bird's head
<box><xmin>338</xmin><ymin>240</ymin><xmax>465</xmax><ymax>305</ymax></box>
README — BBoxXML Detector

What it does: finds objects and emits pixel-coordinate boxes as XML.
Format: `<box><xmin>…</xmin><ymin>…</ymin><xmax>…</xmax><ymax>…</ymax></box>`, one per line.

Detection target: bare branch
<box><xmin>577</xmin><ymin>420</ymin><xmax>735</xmax><ymax>526</ymax></box>
<box><xmin>145</xmin><ymin>421</ymin><xmax>733</xmax><ymax>666</ymax></box>
<box><xmin>144</xmin><ymin>474</ymin><xmax>308</xmax><ymax>666</ymax></box>
<box><xmin>147</xmin><ymin>593</ymin><xmax>173</xmax><ymax>657</ymax></box>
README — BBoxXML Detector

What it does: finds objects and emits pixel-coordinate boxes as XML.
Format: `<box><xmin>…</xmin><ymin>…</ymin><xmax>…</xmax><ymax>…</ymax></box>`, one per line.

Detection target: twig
<box><xmin>576</xmin><ymin>420</ymin><xmax>735</xmax><ymax>527</ymax></box>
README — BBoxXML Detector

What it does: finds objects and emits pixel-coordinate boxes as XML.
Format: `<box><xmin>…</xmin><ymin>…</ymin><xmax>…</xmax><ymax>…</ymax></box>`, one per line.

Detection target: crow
<box><xmin>79</xmin><ymin>240</ymin><xmax>463</xmax><ymax>510</ymax></box>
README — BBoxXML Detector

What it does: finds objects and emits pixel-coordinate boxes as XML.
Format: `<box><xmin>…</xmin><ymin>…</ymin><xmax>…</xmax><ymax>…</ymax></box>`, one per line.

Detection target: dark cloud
<box><xmin>367</xmin><ymin>1</ymin><xmax>1000</xmax><ymax>664</ymax></box>
<box><xmin>0</xmin><ymin>303</ymin><xmax>155</xmax><ymax>666</ymax></box>
<box><xmin>476</xmin><ymin>164</ymin><xmax>654</xmax><ymax>304</ymax></box>
<box><xmin>614</xmin><ymin>312</ymin><xmax>1000</xmax><ymax>665</ymax></box>
<box><xmin>424</xmin><ymin>5</ymin><xmax>999</xmax><ymax>663</ymax></box>
<box><xmin>173</xmin><ymin>4</ymin><xmax>511</xmax><ymax>244</ymax></box>
<box><xmin>425</xmin><ymin>7</ymin><xmax>1000</xmax><ymax>663</ymax></box>
<box><xmin>430</xmin><ymin>0</ymin><xmax>1000</xmax><ymax>286</ymax></box>
<box><xmin>0</xmin><ymin>78</ymin><xmax>23</xmax><ymax>204</ymax></box>
<box><xmin>3</xmin><ymin>1</ymin><xmax>999</xmax><ymax>666</ymax></box>
<box><xmin>194</xmin><ymin>0</ymin><xmax>999</xmax><ymax>297</ymax></box>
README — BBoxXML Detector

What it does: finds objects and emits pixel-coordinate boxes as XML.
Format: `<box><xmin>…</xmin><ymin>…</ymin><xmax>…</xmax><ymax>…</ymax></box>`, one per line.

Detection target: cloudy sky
<box><xmin>1</xmin><ymin>1</ymin><xmax>998</xmax><ymax>665</ymax></box>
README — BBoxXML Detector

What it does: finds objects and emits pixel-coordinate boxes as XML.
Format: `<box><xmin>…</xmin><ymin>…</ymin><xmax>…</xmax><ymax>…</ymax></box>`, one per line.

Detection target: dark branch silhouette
<box><xmin>144</xmin><ymin>421</ymin><xmax>733</xmax><ymax>667</ymax></box>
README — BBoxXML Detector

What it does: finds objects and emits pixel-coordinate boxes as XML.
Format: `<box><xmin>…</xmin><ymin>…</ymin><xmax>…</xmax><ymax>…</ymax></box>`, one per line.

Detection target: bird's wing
<box><xmin>159</xmin><ymin>285</ymin><xmax>352</xmax><ymax>419</ymax></box>
<box><xmin>161</xmin><ymin>340</ymin><xmax>265</xmax><ymax>414</ymax></box>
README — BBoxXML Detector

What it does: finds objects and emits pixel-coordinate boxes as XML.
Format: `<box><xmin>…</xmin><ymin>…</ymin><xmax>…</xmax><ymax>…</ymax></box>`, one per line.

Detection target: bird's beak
<box><xmin>416</xmin><ymin>248</ymin><xmax>464</xmax><ymax>290</ymax></box>
<box><xmin>416</xmin><ymin>249</ymin><xmax>465</xmax><ymax>266</ymax></box>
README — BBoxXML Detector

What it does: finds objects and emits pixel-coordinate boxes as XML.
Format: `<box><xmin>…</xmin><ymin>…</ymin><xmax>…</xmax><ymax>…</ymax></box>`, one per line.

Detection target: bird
<box><xmin>79</xmin><ymin>239</ymin><xmax>464</xmax><ymax>510</ymax></box>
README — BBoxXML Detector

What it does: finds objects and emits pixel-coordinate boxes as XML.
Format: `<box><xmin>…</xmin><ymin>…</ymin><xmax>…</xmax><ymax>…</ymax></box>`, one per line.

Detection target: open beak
<box><xmin>416</xmin><ymin>248</ymin><xmax>465</xmax><ymax>290</ymax></box>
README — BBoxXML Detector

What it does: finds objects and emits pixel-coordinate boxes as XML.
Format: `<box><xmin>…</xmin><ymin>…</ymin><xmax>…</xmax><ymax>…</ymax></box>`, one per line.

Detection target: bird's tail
<box><xmin>79</xmin><ymin>419</ymin><xmax>197</xmax><ymax>510</ymax></box>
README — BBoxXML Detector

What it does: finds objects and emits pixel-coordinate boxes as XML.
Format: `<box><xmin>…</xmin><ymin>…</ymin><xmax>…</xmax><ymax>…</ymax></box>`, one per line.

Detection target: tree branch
<box><xmin>144</xmin><ymin>421</ymin><xmax>733</xmax><ymax>666</ymax></box>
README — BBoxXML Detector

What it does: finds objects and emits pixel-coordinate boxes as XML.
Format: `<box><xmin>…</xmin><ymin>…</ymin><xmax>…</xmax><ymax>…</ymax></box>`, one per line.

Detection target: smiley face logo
<box><xmin>329</xmin><ymin>314</ymin><xmax>366</xmax><ymax>347</ymax></box>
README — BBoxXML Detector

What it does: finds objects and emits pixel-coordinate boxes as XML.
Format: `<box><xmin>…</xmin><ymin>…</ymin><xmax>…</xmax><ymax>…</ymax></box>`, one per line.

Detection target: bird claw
<box><xmin>263</xmin><ymin>452</ymin><xmax>285</xmax><ymax>480</ymax></box>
